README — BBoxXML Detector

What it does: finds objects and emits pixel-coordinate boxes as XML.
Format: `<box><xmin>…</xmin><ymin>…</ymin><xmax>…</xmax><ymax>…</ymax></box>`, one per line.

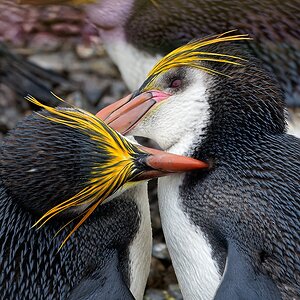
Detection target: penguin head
<box><xmin>0</xmin><ymin>96</ymin><xmax>206</xmax><ymax>245</ymax></box>
<box><xmin>97</xmin><ymin>32</ymin><xmax>286</xmax><ymax>152</ymax></box>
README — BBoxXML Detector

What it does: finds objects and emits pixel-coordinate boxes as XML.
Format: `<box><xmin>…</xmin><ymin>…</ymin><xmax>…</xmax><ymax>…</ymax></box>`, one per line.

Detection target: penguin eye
<box><xmin>169</xmin><ymin>79</ymin><xmax>182</xmax><ymax>89</ymax></box>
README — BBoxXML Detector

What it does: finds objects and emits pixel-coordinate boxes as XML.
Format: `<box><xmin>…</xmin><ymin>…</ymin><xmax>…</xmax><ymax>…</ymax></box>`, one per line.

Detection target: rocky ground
<box><xmin>0</xmin><ymin>1</ymin><xmax>182</xmax><ymax>299</ymax></box>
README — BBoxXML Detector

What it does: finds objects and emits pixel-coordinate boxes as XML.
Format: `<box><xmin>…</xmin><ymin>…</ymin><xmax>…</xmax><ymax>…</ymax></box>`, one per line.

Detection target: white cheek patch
<box><xmin>133</xmin><ymin>70</ymin><xmax>210</xmax><ymax>152</ymax></box>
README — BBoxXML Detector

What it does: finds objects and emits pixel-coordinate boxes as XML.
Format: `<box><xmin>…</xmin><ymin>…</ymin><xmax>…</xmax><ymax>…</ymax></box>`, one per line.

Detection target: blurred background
<box><xmin>0</xmin><ymin>1</ymin><xmax>180</xmax><ymax>299</ymax></box>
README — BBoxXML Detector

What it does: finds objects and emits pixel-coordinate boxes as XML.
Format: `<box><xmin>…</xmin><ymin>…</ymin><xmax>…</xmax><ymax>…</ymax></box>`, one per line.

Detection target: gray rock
<box><xmin>28</xmin><ymin>33</ymin><xmax>61</xmax><ymax>52</ymax></box>
<box><xmin>65</xmin><ymin>91</ymin><xmax>85</xmax><ymax>109</ymax></box>
<box><xmin>152</xmin><ymin>242</ymin><xmax>171</xmax><ymax>261</ymax></box>
<box><xmin>168</xmin><ymin>284</ymin><xmax>183</xmax><ymax>300</ymax></box>
<box><xmin>144</xmin><ymin>289</ymin><xmax>167</xmax><ymax>300</ymax></box>
<box><xmin>109</xmin><ymin>79</ymin><xmax>128</xmax><ymax>99</ymax></box>
<box><xmin>76</xmin><ymin>43</ymin><xmax>95</xmax><ymax>59</ymax></box>
<box><xmin>28</xmin><ymin>53</ymin><xmax>66</xmax><ymax>72</ymax></box>
<box><xmin>83</xmin><ymin>76</ymin><xmax>110</xmax><ymax>106</ymax></box>
<box><xmin>86</xmin><ymin>57</ymin><xmax>120</xmax><ymax>77</ymax></box>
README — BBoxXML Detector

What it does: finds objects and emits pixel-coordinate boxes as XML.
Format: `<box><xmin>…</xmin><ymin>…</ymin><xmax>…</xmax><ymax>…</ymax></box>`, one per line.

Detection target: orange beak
<box><xmin>97</xmin><ymin>91</ymin><xmax>209</xmax><ymax>173</ymax></box>
<box><xmin>135</xmin><ymin>145</ymin><xmax>208</xmax><ymax>180</ymax></box>
<box><xmin>96</xmin><ymin>91</ymin><xmax>171</xmax><ymax>135</ymax></box>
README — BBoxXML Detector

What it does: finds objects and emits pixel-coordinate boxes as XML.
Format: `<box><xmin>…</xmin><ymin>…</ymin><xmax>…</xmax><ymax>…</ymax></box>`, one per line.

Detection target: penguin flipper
<box><xmin>214</xmin><ymin>244</ymin><xmax>282</xmax><ymax>300</ymax></box>
<box><xmin>68</xmin><ymin>249</ymin><xmax>134</xmax><ymax>300</ymax></box>
<box><xmin>0</xmin><ymin>42</ymin><xmax>70</xmax><ymax>106</ymax></box>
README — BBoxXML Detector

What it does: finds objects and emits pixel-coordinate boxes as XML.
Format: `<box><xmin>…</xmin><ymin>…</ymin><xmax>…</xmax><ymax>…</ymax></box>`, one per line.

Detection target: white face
<box><xmin>130</xmin><ymin>68</ymin><xmax>211</xmax><ymax>154</ymax></box>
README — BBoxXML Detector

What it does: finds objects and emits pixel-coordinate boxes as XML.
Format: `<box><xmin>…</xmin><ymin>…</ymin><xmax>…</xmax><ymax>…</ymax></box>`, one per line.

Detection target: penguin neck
<box><xmin>158</xmin><ymin>174</ymin><xmax>222</xmax><ymax>300</ymax></box>
<box><xmin>86</xmin><ymin>1</ymin><xmax>162</xmax><ymax>91</ymax></box>
<box><xmin>158</xmin><ymin>136</ymin><xmax>222</xmax><ymax>300</ymax></box>
<box><xmin>102</xmin><ymin>36</ymin><xmax>162</xmax><ymax>91</ymax></box>
<box><xmin>127</xmin><ymin>183</ymin><xmax>152</xmax><ymax>300</ymax></box>
<box><xmin>198</xmin><ymin>92</ymin><xmax>285</xmax><ymax>162</ymax></box>
<box><xmin>197</xmin><ymin>76</ymin><xmax>286</xmax><ymax>161</ymax></box>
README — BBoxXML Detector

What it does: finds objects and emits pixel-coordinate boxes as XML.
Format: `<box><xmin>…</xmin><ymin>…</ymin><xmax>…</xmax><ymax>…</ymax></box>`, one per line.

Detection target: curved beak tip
<box><xmin>96</xmin><ymin>90</ymin><xmax>170</xmax><ymax>135</ymax></box>
<box><xmin>97</xmin><ymin>92</ymin><xmax>207</xmax><ymax>181</ymax></box>
<box><xmin>134</xmin><ymin>146</ymin><xmax>208</xmax><ymax>181</ymax></box>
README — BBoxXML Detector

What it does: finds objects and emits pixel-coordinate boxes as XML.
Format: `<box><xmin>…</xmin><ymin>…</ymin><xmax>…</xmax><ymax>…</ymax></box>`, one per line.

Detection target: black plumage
<box><xmin>126</xmin><ymin>0</ymin><xmax>300</xmax><ymax>107</ymax></box>
<box><xmin>1</xmin><ymin>113</ymin><xmax>94</xmax><ymax>216</ymax></box>
<box><xmin>100</xmin><ymin>37</ymin><xmax>300</xmax><ymax>299</ymax></box>
<box><xmin>179</xmin><ymin>44</ymin><xmax>300</xmax><ymax>299</ymax></box>
<box><xmin>0</xmin><ymin>183</ymin><xmax>137</xmax><ymax>299</ymax></box>
<box><xmin>0</xmin><ymin>111</ymin><xmax>140</xmax><ymax>299</ymax></box>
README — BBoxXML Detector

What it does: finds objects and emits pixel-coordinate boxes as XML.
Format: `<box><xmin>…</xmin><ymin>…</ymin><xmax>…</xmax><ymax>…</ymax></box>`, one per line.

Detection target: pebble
<box><xmin>168</xmin><ymin>284</ymin><xmax>183</xmax><ymax>300</ymax></box>
<box><xmin>65</xmin><ymin>91</ymin><xmax>85</xmax><ymax>109</ymax></box>
<box><xmin>76</xmin><ymin>43</ymin><xmax>95</xmax><ymax>59</ymax></box>
<box><xmin>28</xmin><ymin>53</ymin><xmax>66</xmax><ymax>72</ymax></box>
<box><xmin>86</xmin><ymin>57</ymin><xmax>120</xmax><ymax>77</ymax></box>
<box><xmin>147</xmin><ymin>257</ymin><xmax>166</xmax><ymax>288</ymax></box>
<box><xmin>28</xmin><ymin>33</ymin><xmax>61</xmax><ymax>52</ymax></box>
<box><xmin>83</xmin><ymin>76</ymin><xmax>110</xmax><ymax>106</ymax></box>
<box><xmin>152</xmin><ymin>242</ymin><xmax>171</xmax><ymax>261</ymax></box>
<box><xmin>144</xmin><ymin>289</ymin><xmax>168</xmax><ymax>300</ymax></box>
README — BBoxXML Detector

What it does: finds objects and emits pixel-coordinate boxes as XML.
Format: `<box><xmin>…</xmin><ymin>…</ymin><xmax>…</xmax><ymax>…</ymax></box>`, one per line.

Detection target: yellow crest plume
<box><xmin>143</xmin><ymin>31</ymin><xmax>251</xmax><ymax>90</ymax></box>
<box><xmin>26</xmin><ymin>94</ymin><xmax>144</xmax><ymax>249</ymax></box>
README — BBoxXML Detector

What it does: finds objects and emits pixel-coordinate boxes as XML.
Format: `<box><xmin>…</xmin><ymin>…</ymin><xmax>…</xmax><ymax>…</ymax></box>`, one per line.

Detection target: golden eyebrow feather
<box><xmin>26</xmin><ymin>95</ymin><xmax>143</xmax><ymax>249</ymax></box>
<box><xmin>144</xmin><ymin>31</ymin><xmax>251</xmax><ymax>90</ymax></box>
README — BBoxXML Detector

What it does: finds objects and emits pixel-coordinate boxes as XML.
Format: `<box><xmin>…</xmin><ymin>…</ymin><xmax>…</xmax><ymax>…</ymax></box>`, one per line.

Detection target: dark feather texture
<box><xmin>0</xmin><ymin>112</ymin><xmax>92</xmax><ymax>216</ymax></box>
<box><xmin>127</xmin><ymin>0</ymin><xmax>300</xmax><ymax>107</ymax></box>
<box><xmin>177</xmin><ymin>43</ymin><xmax>300</xmax><ymax>299</ymax></box>
<box><xmin>0</xmin><ymin>182</ymin><xmax>139</xmax><ymax>299</ymax></box>
<box><xmin>119</xmin><ymin>36</ymin><xmax>300</xmax><ymax>299</ymax></box>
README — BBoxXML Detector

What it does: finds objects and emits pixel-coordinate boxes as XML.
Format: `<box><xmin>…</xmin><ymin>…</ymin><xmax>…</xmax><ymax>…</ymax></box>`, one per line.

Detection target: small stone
<box><xmin>0</xmin><ymin>106</ymin><xmax>23</xmax><ymax>132</ymax></box>
<box><xmin>76</xmin><ymin>43</ymin><xmax>95</xmax><ymax>59</ymax></box>
<box><xmin>109</xmin><ymin>79</ymin><xmax>128</xmax><ymax>99</ymax></box>
<box><xmin>28</xmin><ymin>33</ymin><xmax>61</xmax><ymax>52</ymax></box>
<box><xmin>65</xmin><ymin>91</ymin><xmax>85</xmax><ymax>109</ymax></box>
<box><xmin>51</xmin><ymin>23</ymin><xmax>81</xmax><ymax>36</ymax></box>
<box><xmin>94</xmin><ymin>43</ymin><xmax>106</xmax><ymax>57</ymax></box>
<box><xmin>164</xmin><ymin>265</ymin><xmax>179</xmax><ymax>286</ymax></box>
<box><xmin>86</xmin><ymin>57</ymin><xmax>120</xmax><ymax>77</ymax></box>
<box><xmin>98</xmin><ymin>95</ymin><xmax>116</xmax><ymax>110</ymax></box>
<box><xmin>152</xmin><ymin>242</ymin><xmax>171</xmax><ymax>261</ymax></box>
<box><xmin>168</xmin><ymin>284</ymin><xmax>183</xmax><ymax>300</ymax></box>
<box><xmin>83</xmin><ymin>77</ymin><xmax>111</xmax><ymax>106</ymax></box>
<box><xmin>144</xmin><ymin>289</ymin><xmax>167</xmax><ymax>300</ymax></box>
<box><xmin>28</xmin><ymin>53</ymin><xmax>65</xmax><ymax>72</ymax></box>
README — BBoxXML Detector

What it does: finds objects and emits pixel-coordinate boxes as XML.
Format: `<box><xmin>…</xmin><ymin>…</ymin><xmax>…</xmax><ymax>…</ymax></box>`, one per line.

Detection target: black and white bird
<box><xmin>98</xmin><ymin>33</ymin><xmax>300</xmax><ymax>299</ymax></box>
<box><xmin>0</xmin><ymin>96</ymin><xmax>206</xmax><ymax>299</ymax></box>
<box><xmin>19</xmin><ymin>0</ymin><xmax>300</xmax><ymax>136</ymax></box>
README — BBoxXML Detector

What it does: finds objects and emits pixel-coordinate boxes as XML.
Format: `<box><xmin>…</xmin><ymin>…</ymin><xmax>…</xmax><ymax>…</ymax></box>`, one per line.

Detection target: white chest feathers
<box><xmin>158</xmin><ymin>174</ymin><xmax>221</xmax><ymax>300</ymax></box>
<box><xmin>128</xmin><ymin>183</ymin><xmax>152</xmax><ymax>300</ymax></box>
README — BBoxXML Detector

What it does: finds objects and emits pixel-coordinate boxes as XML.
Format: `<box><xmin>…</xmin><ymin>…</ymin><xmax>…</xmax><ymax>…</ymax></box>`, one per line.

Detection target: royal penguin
<box><xmin>0</xmin><ymin>96</ymin><xmax>206</xmax><ymax>299</ymax></box>
<box><xmin>97</xmin><ymin>33</ymin><xmax>300</xmax><ymax>299</ymax></box>
<box><xmin>18</xmin><ymin>0</ymin><xmax>300</xmax><ymax>136</ymax></box>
